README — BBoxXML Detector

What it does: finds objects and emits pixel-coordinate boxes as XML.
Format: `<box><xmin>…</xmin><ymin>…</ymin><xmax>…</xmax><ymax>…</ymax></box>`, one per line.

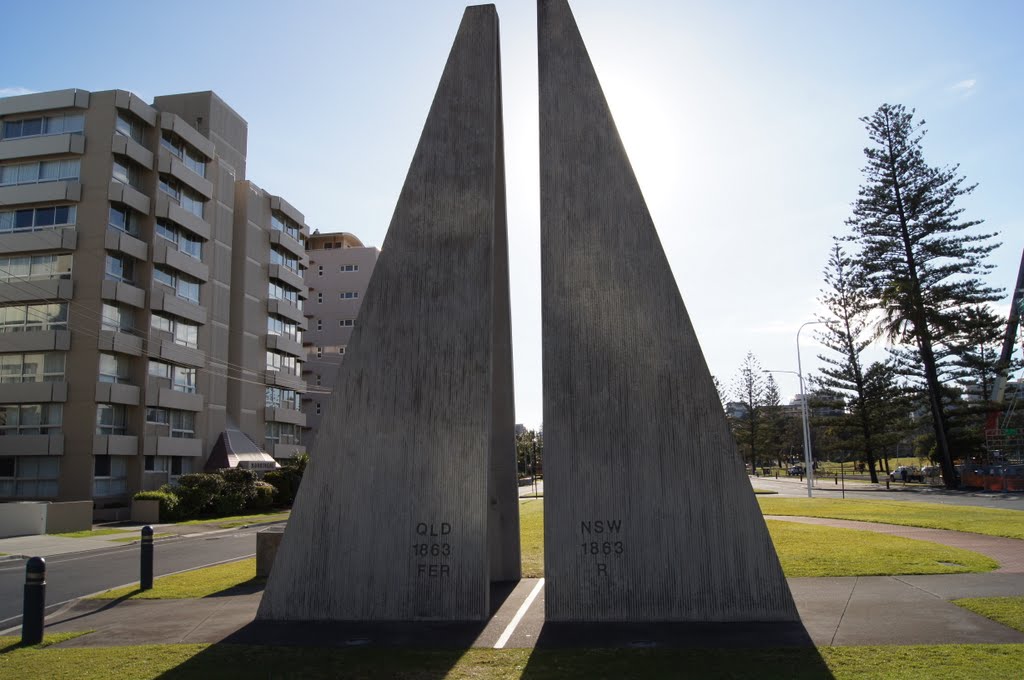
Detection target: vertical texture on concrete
<box><xmin>538</xmin><ymin>0</ymin><xmax>798</xmax><ymax>622</ymax></box>
<box><xmin>258</xmin><ymin>4</ymin><xmax>517</xmax><ymax>622</ymax></box>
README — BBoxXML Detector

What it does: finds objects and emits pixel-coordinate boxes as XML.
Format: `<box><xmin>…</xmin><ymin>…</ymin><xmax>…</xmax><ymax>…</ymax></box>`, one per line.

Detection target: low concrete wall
<box><xmin>131</xmin><ymin>499</ymin><xmax>160</xmax><ymax>524</ymax></box>
<box><xmin>0</xmin><ymin>502</ymin><xmax>47</xmax><ymax>538</ymax></box>
<box><xmin>44</xmin><ymin>501</ymin><xmax>92</xmax><ymax>534</ymax></box>
<box><xmin>256</xmin><ymin>525</ymin><xmax>285</xmax><ymax>578</ymax></box>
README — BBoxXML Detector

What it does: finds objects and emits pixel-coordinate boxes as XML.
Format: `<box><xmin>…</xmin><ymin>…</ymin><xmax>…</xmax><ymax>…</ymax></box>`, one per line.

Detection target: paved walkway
<box><xmin>25</xmin><ymin>517</ymin><xmax>1024</xmax><ymax>651</ymax></box>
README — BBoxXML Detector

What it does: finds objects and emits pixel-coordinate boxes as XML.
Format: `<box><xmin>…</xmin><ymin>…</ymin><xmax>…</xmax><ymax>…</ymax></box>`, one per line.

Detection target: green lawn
<box><xmin>91</xmin><ymin>559</ymin><xmax>260</xmax><ymax>600</ymax></box>
<box><xmin>953</xmin><ymin>596</ymin><xmax>1024</xmax><ymax>633</ymax></box>
<box><xmin>51</xmin><ymin>528</ymin><xmax>134</xmax><ymax>539</ymax></box>
<box><xmin>758</xmin><ymin>497</ymin><xmax>1024</xmax><ymax>540</ymax></box>
<box><xmin>108</xmin><ymin>533</ymin><xmax>173</xmax><ymax>543</ymax></box>
<box><xmin>520</xmin><ymin>499</ymin><xmax>543</xmax><ymax>578</ymax></box>
<box><xmin>1</xmin><ymin>641</ymin><xmax>1022</xmax><ymax>679</ymax></box>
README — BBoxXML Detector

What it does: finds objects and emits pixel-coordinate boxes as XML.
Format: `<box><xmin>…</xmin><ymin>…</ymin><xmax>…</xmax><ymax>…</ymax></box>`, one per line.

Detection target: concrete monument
<box><xmin>538</xmin><ymin>0</ymin><xmax>798</xmax><ymax>622</ymax></box>
<box><xmin>258</xmin><ymin>4</ymin><xmax>518</xmax><ymax>622</ymax></box>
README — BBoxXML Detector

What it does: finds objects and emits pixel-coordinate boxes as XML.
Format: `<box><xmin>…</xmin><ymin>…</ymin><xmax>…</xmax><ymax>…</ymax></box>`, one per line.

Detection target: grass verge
<box><xmin>178</xmin><ymin>511</ymin><xmax>289</xmax><ymax>528</ymax></box>
<box><xmin>952</xmin><ymin>596</ymin><xmax>1024</xmax><ymax>633</ymax></box>
<box><xmin>520</xmin><ymin>499</ymin><xmax>543</xmax><ymax>578</ymax></box>
<box><xmin>51</xmin><ymin>529</ymin><xmax>134</xmax><ymax>539</ymax></box>
<box><xmin>758</xmin><ymin>497</ymin><xmax>1024</xmax><ymax>540</ymax></box>
<box><xmin>108</xmin><ymin>533</ymin><xmax>173</xmax><ymax>543</ymax></box>
<box><xmin>0</xmin><ymin>631</ymin><xmax>92</xmax><ymax>654</ymax></box>
<box><xmin>0</xmin><ymin>642</ymin><xmax>1022</xmax><ymax>678</ymax></box>
<box><xmin>753</xmin><ymin>489</ymin><xmax>779</xmax><ymax>494</ymax></box>
<box><xmin>90</xmin><ymin>559</ymin><xmax>260</xmax><ymax>600</ymax></box>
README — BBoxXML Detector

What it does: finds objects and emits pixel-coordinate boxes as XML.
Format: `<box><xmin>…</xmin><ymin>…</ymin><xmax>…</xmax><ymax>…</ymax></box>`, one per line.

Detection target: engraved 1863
<box><xmin>413</xmin><ymin>521</ymin><xmax>452</xmax><ymax>577</ymax></box>
<box><xmin>580</xmin><ymin>519</ymin><xmax>624</xmax><ymax>576</ymax></box>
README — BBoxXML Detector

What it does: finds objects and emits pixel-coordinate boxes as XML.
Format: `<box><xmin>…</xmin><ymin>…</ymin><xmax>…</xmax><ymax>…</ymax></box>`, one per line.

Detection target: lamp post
<box><xmin>764</xmin><ymin>320</ymin><xmax>823</xmax><ymax>499</ymax></box>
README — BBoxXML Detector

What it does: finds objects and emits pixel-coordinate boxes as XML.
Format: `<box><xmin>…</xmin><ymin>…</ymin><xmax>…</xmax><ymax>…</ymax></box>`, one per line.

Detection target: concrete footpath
<box><xmin>22</xmin><ymin>517</ymin><xmax>1024</xmax><ymax>651</ymax></box>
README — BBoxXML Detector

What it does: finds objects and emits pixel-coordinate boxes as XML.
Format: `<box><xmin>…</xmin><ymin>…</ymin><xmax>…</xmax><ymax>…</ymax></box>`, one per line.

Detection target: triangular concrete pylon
<box><xmin>538</xmin><ymin>0</ymin><xmax>798</xmax><ymax>622</ymax></box>
<box><xmin>258</xmin><ymin>3</ymin><xmax>518</xmax><ymax>622</ymax></box>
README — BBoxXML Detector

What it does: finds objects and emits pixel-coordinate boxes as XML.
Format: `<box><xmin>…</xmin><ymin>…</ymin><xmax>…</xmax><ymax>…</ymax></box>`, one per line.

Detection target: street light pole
<box><xmin>796</xmin><ymin>321</ymin><xmax>824</xmax><ymax>498</ymax></box>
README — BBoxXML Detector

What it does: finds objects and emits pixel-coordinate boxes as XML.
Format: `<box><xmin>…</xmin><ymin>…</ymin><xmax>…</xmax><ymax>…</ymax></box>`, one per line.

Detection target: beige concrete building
<box><xmin>0</xmin><ymin>88</ymin><xmax>309</xmax><ymax>510</ymax></box>
<box><xmin>302</xmin><ymin>231</ymin><xmax>378</xmax><ymax>447</ymax></box>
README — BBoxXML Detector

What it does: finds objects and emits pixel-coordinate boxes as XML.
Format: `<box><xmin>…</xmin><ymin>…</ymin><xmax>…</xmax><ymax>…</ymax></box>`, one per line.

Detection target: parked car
<box><xmin>787</xmin><ymin>465</ymin><xmax>805</xmax><ymax>477</ymax></box>
<box><xmin>889</xmin><ymin>466</ymin><xmax>924</xmax><ymax>483</ymax></box>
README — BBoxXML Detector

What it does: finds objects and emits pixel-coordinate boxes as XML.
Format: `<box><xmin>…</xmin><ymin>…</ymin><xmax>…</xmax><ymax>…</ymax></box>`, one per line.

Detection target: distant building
<box><xmin>0</xmin><ymin>88</ymin><xmax>309</xmax><ymax>509</ymax></box>
<box><xmin>301</xmin><ymin>231</ymin><xmax>379</xmax><ymax>447</ymax></box>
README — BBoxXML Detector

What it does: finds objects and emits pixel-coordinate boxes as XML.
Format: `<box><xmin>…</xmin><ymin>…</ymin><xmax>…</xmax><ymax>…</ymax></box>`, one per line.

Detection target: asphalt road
<box><xmin>0</xmin><ymin>525</ymin><xmax>266</xmax><ymax>630</ymax></box>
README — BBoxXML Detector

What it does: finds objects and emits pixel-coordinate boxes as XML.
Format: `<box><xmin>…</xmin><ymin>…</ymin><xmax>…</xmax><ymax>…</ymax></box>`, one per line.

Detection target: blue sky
<box><xmin>3</xmin><ymin>0</ymin><xmax>1022</xmax><ymax>427</ymax></box>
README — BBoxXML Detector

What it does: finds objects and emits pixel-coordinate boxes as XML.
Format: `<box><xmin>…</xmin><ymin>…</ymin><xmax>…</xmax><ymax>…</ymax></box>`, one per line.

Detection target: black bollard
<box><xmin>835</xmin><ymin>476</ymin><xmax>839</xmax><ymax>485</ymax></box>
<box><xmin>141</xmin><ymin>525</ymin><xmax>154</xmax><ymax>590</ymax></box>
<box><xmin>886</xmin><ymin>479</ymin><xmax>890</xmax><ymax>490</ymax></box>
<box><xmin>22</xmin><ymin>556</ymin><xmax>46</xmax><ymax>646</ymax></box>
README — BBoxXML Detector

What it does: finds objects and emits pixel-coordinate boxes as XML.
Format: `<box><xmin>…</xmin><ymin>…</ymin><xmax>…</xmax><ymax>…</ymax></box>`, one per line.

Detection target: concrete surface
<box><xmin>258</xmin><ymin>4</ymin><xmax>519</xmax><ymax>623</ymax></box>
<box><xmin>538</xmin><ymin>0</ymin><xmax>794</xmax><ymax>622</ymax></box>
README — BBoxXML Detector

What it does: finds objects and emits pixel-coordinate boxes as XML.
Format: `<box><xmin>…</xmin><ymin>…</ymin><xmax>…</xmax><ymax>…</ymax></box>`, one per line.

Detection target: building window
<box><xmin>151</xmin><ymin>313</ymin><xmax>199</xmax><ymax>348</ymax></box>
<box><xmin>340</xmin><ymin>291</ymin><xmax>359</xmax><ymax>299</ymax></box>
<box><xmin>0</xmin><ymin>303</ymin><xmax>69</xmax><ymax>333</ymax></box>
<box><xmin>93</xmin><ymin>455</ymin><xmax>128</xmax><ymax>497</ymax></box>
<box><xmin>270</xmin><ymin>247</ymin><xmax>300</xmax><ymax>274</ymax></box>
<box><xmin>270</xmin><ymin>213</ymin><xmax>302</xmax><ymax>241</ymax></box>
<box><xmin>0</xmin><ymin>253</ymin><xmax>72</xmax><ymax>282</ymax></box>
<box><xmin>267</xmin><ymin>315</ymin><xmax>300</xmax><ymax>342</ymax></box>
<box><xmin>112</xmin><ymin>155</ymin><xmax>144</xmax><ymax>190</ymax></box>
<box><xmin>98</xmin><ymin>353</ymin><xmax>131</xmax><ymax>384</ymax></box>
<box><xmin>317</xmin><ymin>265</ymin><xmax>323</xmax><ymax>276</ymax></box>
<box><xmin>144</xmin><ymin>455</ymin><xmax>191</xmax><ymax>479</ymax></box>
<box><xmin>0</xmin><ymin>205</ymin><xmax>76</xmax><ymax>233</ymax></box>
<box><xmin>107</xmin><ymin>203</ymin><xmax>140</xmax><ymax>235</ymax></box>
<box><xmin>265</xmin><ymin>421</ymin><xmax>300</xmax><ymax>447</ymax></box>
<box><xmin>315</xmin><ymin>374</ymin><xmax>321</xmax><ymax>386</ymax></box>
<box><xmin>340</xmin><ymin>319</ymin><xmax>354</xmax><ymax>327</ymax></box>
<box><xmin>266</xmin><ymin>350</ymin><xmax>299</xmax><ymax>375</ymax></box>
<box><xmin>0</xmin><ymin>352</ymin><xmax>65</xmax><ymax>383</ymax></box>
<box><xmin>156</xmin><ymin>220</ymin><xmax>203</xmax><ymax>259</ymax></box>
<box><xmin>341</xmin><ymin>264</ymin><xmax>359</xmax><ymax>272</ymax></box>
<box><xmin>150</xmin><ymin>360</ymin><xmax>197</xmax><ymax>393</ymax></box>
<box><xmin>315</xmin><ymin>319</ymin><xmax>322</xmax><ymax>331</ymax></box>
<box><xmin>146</xmin><ymin>408</ymin><xmax>195</xmax><ymax>438</ymax></box>
<box><xmin>0</xmin><ymin>457</ymin><xmax>59</xmax><ymax>498</ymax></box>
<box><xmin>153</xmin><ymin>266</ymin><xmax>201</xmax><ymax>304</ymax></box>
<box><xmin>115</xmin><ymin>111</ymin><xmax>146</xmax><ymax>144</ymax></box>
<box><xmin>96</xmin><ymin>404</ymin><xmax>128</xmax><ymax>436</ymax></box>
<box><xmin>2</xmin><ymin>113</ymin><xmax>84</xmax><ymax>140</ymax></box>
<box><xmin>159</xmin><ymin>177</ymin><xmax>205</xmax><ymax>218</ymax></box>
<box><xmin>104</xmin><ymin>252</ymin><xmax>136</xmax><ymax>284</ymax></box>
<box><xmin>268</xmin><ymin>281</ymin><xmax>302</xmax><ymax>308</ymax></box>
<box><xmin>0</xmin><ymin>403</ymin><xmax>63</xmax><ymax>434</ymax></box>
<box><xmin>101</xmin><ymin>303</ymin><xmax>135</xmax><ymax>334</ymax></box>
<box><xmin>315</xmin><ymin>346</ymin><xmax>323</xmax><ymax>359</ymax></box>
<box><xmin>315</xmin><ymin>402</ymin><xmax>321</xmax><ymax>415</ymax></box>
<box><xmin>266</xmin><ymin>387</ymin><xmax>301</xmax><ymax>410</ymax></box>
<box><xmin>0</xmin><ymin>159</ymin><xmax>80</xmax><ymax>186</ymax></box>
<box><xmin>339</xmin><ymin>346</ymin><xmax>346</xmax><ymax>355</ymax></box>
<box><xmin>160</xmin><ymin>132</ymin><xmax>206</xmax><ymax>177</ymax></box>
<box><xmin>316</xmin><ymin>293</ymin><xmax>323</xmax><ymax>304</ymax></box>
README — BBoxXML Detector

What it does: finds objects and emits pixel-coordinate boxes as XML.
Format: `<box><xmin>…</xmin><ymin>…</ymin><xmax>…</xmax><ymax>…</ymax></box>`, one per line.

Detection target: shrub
<box><xmin>172</xmin><ymin>473</ymin><xmax>225</xmax><ymax>519</ymax></box>
<box><xmin>249</xmin><ymin>481</ymin><xmax>276</xmax><ymax>511</ymax></box>
<box><xmin>133</xmin><ymin>490</ymin><xmax>179</xmax><ymax>522</ymax></box>
<box><xmin>263</xmin><ymin>470</ymin><xmax>294</xmax><ymax>506</ymax></box>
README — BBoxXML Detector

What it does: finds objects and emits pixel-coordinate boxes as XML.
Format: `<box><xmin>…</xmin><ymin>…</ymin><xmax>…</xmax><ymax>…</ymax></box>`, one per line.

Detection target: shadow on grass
<box><xmin>156</xmin><ymin>581</ymin><xmax>519</xmax><ymax>680</ymax></box>
<box><xmin>520</xmin><ymin>621</ymin><xmax>835</xmax><ymax>679</ymax></box>
<box><xmin>201</xmin><ymin>577</ymin><xmax>267</xmax><ymax>598</ymax></box>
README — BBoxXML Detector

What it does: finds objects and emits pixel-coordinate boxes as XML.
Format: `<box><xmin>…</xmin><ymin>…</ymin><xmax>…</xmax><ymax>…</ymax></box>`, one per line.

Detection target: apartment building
<box><xmin>0</xmin><ymin>88</ymin><xmax>309</xmax><ymax>508</ymax></box>
<box><xmin>302</xmin><ymin>231</ymin><xmax>378</xmax><ymax>447</ymax></box>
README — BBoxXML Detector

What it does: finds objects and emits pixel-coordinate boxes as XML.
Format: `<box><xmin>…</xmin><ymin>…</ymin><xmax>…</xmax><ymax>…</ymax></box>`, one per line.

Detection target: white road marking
<box><xmin>493</xmin><ymin>578</ymin><xmax>544</xmax><ymax>649</ymax></box>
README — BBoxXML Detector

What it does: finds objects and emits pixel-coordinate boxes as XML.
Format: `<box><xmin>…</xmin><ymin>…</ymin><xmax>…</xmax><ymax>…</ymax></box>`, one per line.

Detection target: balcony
<box><xmin>95</xmin><ymin>382</ymin><xmax>141</xmax><ymax>406</ymax></box>
<box><xmin>273</xmin><ymin>443</ymin><xmax>306</xmax><ymax>460</ymax></box>
<box><xmin>264</xmin><ymin>370</ymin><xmax>305</xmax><ymax>392</ymax></box>
<box><xmin>268</xmin><ymin>195</ymin><xmax>309</xmax><ymax>238</ymax></box>
<box><xmin>269</xmin><ymin>228</ymin><xmax>306</xmax><ymax>261</ymax></box>
<box><xmin>155</xmin><ymin>193</ymin><xmax>211</xmax><ymax>241</ymax></box>
<box><xmin>142</xmin><ymin>435</ymin><xmax>203</xmax><ymax>457</ymax></box>
<box><xmin>152</xmin><ymin>240</ymin><xmax>208</xmax><ymax>282</ymax></box>
<box><xmin>0</xmin><ymin>278</ymin><xmax>72</xmax><ymax>304</ymax></box>
<box><xmin>98</xmin><ymin>330</ymin><xmax>143</xmax><ymax>356</ymax></box>
<box><xmin>0</xmin><ymin>434</ymin><xmax>63</xmax><ymax>456</ymax></box>
<box><xmin>145</xmin><ymin>386</ymin><xmax>204</xmax><ymax>412</ymax></box>
<box><xmin>0</xmin><ymin>89</ymin><xmax>89</xmax><ymax>117</ymax></box>
<box><xmin>0</xmin><ymin>133</ymin><xmax>85</xmax><ymax>162</ymax></box>
<box><xmin>267</xmin><ymin>299</ymin><xmax>306</xmax><ymax>328</ymax></box>
<box><xmin>0</xmin><ymin>181</ymin><xmax>80</xmax><ymax>207</ymax></box>
<box><xmin>0</xmin><ymin>381</ymin><xmax>68</xmax><ymax>404</ymax></box>
<box><xmin>158</xmin><ymin>113</ymin><xmax>215</xmax><ymax>161</ymax></box>
<box><xmin>149</xmin><ymin>336</ymin><xmax>205</xmax><ymax>368</ymax></box>
<box><xmin>0</xmin><ymin>228</ymin><xmax>76</xmax><ymax>255</ymax></box>
<box><xmin>92</xmin><ymin>434</ymin><xmax>138</xmax><ymax>456</ymax></box>
<box><xmin>100</xmin><ymin>279</ymin><xmax>146</xmax><ymax>309</ymax></box>
<box><xmin>150</xmin><ymin>288</ymin><xmax>207</xmax><ymax>325</ymax></box>
<box><xmin>157</xmin><ymin>148</ymin><xmax>213</xmax><ymax>199</ymax></box>
<box><xmin>266</xmin><ymin>333</ymin><xmax>303</xmax><ymax>358</ymax></box>
<box><xmin>104</xmin><ymin>226</ymin><xmax>147</xmax><ymax>261</ymax></box>
<box><xmin>268</xmin><ymin>263</ymin><xmax>304</xmax><ymax>291</ymax></box>
<box><xmin>107</xmin><ymin>180</ymin><xmax>150</xmax><ymax>217</ymax></box>
<box><xmin>110</xmin><ymin>134</ymin><xmax>153</xmax><ymax>170</ymax></box>
<box><xmin>1</xmin><ymin>329</ymin><xmax>70</xmax><ymax>353</ymax></box>
<box><xmin>264</xmin><ymin>407</ymin><xmax>307</xmax><ymax>427</ymax></box>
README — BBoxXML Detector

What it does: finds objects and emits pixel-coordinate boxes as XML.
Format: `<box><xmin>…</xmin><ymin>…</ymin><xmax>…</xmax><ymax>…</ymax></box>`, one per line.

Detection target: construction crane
<box><xmin>985</xmin><ymin>246</ymin><xmax>1024</xmax><ymax>463</ymax></box>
